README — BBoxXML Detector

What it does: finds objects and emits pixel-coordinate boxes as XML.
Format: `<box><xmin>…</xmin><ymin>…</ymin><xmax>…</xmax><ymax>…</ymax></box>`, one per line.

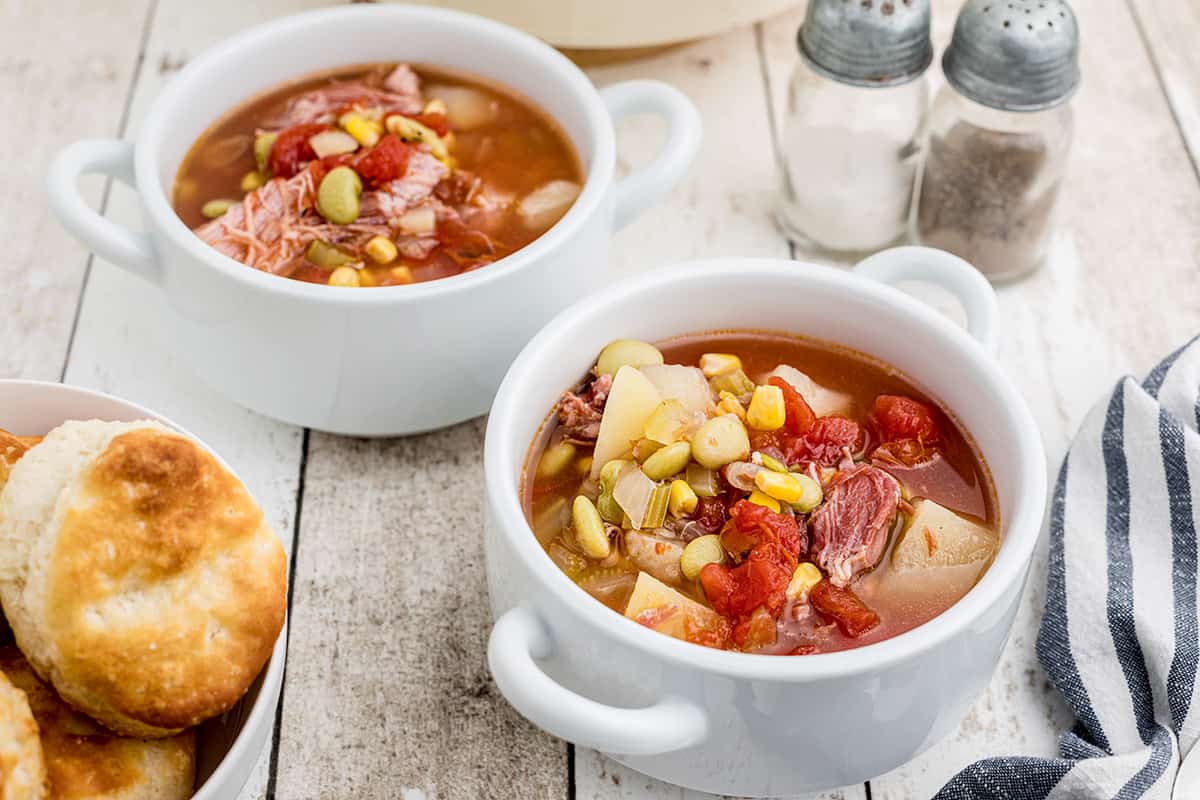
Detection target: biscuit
<box><xmin>0</xmin><ymin>647</ymin><xmax>193</xmax><ymax>800</ymax></box>
<box><xmin>0</xmin><ymin>668</ymin><xmax>44</xmax><ymax>800</ymax></box>
<box><xmin>0</xmin><ymin>420</ymin><xmax>287</xmax><ymax>738</ymax></box>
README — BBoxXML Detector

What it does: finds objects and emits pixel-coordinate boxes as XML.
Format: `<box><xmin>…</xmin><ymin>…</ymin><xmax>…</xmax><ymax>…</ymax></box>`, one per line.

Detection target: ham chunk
<box><xmin>265</xmin><ymin>66</ymin><xmax>424</xmax><ymax>129</ymax></box>
<box><xmin>810</xmin><ymin>464</ymin><xmax>901</xmax><ymax>586</ymax></box>
<box><xmin>556</xmin><ymin>374</ymin><xmax>612</xmax><ymax>445</ymax></box>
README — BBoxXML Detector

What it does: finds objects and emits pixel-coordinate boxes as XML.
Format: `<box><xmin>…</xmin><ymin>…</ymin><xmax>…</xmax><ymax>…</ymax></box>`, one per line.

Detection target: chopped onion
<box><xmin>722</xmin><ymin>461</ymin><xmax>762</xmax><ymax>492</ymax></box>
<box><xmin>397</xmin><ymin>205</ymin><xmax>437</xmax><ymax>235</ymax></box>
<box><xmin>613</xmin><ymin>465</ymin><xmax>657</xmax><ymax>530</ymax></box>
<box><xmin>640</xmin><ymin>364</ymin><xmax>714</xmax><ymax>416</ymax></box>
<box><xmin>517</xmin><ymin>180</ymin><xmax>581</xmax><ymax>231</ymax></box>
<box><xmin>685</xmin><ymin>464</ymin><xmax>721</xmax><ymax>498</ymax></box>
<box><xmin>309</xmin><ymin>129</ymin><xmax>360</xmax><ymax>158</ymax></box>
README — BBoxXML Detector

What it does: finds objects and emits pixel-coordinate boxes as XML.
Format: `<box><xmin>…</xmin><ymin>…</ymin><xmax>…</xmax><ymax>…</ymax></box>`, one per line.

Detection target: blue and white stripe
<box><xmin>936</xmin><ymin>337</ymin><xmax>1200</xmax><ymax>800</ymax></box>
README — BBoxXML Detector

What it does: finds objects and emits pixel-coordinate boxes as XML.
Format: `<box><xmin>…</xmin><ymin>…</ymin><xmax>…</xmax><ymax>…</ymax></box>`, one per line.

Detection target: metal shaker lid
<box><xmin>798</xmin><ymin>0</ymin><xmax>933</xmax><ymax>88</ymax></box>
<box><xmin>943</xmin><ymin>0</ymin><xmax>1080</xmax><ymax>112</ymax></box>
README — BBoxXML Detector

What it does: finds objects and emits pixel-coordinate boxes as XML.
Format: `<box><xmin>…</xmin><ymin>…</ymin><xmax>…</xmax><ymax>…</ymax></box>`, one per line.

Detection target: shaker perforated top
<box><xmin>942</xmin><ymin>0</ymin><xmax>1081</xmax><ymax>112</ymax></box>
<box><xmin>797</xmin><ymin>0</ymin><xmax>932</xmax><ymax>87</ymax></box>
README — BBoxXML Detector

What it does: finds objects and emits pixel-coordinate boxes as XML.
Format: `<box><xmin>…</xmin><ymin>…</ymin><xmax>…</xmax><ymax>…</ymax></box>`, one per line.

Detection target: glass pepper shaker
<box><xmin>916</xmin><ymin>0</ymin><xmax>1080</xmax><ymax>283</ymax></box>
<box><xmin>776</xmin><ymin>0</ymin><xmax>932</xmax><ymax>258</ymax></box>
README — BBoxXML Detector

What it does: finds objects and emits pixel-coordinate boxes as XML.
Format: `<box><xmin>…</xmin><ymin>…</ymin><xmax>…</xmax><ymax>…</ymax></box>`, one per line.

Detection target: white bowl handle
<box><xmin>488</xmin><ymin>605</ymin><xmax>708</xmax><ymax>755</ymax></box>
<box><xmin>600</xmin><ymin>80</ymin><xmax>702</xmax><ymax>231</ymax></box>
<box><xmin>853</xmin><ymin>246</ymin><xmax>998</xmax><ymax>353</ymax></box>
<box><xmin>47</xmin><ymin>139</ymin><xmax>161</xmax><ymax>285</ymax></box>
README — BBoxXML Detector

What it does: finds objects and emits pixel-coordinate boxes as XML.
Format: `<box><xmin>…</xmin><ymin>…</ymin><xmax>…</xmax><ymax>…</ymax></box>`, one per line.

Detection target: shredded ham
<box><xmin>556</xmin><ymin>374</ymin><xmax>613</xmax><ymax>444</ymax></box>
<box><xmin>265</xmin><ymin>65</ymin><xmax>424</xmax><ymax>129</ymax></box>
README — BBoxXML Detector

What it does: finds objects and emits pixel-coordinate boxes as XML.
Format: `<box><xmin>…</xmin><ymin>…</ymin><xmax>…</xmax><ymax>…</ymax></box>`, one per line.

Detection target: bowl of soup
<box><xmin>483</xmin><ymin>247</ymin><xmax>1046</xmax><ymax>795</ymax></box>
<box><xmin>46</xmin><ymin>5</ymin><xmax>700</xmax><ymax>435</ymax></box>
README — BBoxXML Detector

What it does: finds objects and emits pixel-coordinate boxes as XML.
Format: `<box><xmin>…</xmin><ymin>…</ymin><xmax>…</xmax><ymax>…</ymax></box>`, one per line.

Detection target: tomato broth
<box><xmin>174</xmin><ymin>62</ymin><xmax>583</xmax><ymax>287</ymax></box>
<box><xmin>523</xmin><ymin>332</ymin><xmax>999</xmax><ymax>655</ymax></box>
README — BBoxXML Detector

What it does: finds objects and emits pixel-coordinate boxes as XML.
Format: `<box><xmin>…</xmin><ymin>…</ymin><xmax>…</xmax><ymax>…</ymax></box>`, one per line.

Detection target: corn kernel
<box><xmin>700</xmin><ymin>353</ymin><xmax>742</xmax><ymax>378</ymax></box>
<box><xmin>328</xmin><ymin>266</ymin><xmax>360</xmax><ymax>287</ymax></box>
<box><xmin>365</xmin><ymin>235</ymin><xmax>399</xmax><ymax>264</ymax></box>
<box><xmin>389</xmin><ymin>265</ymin><xmax>415</xmax><ymax>284</ymax></box>
<box><xmin>758</xmin><ymin>452</ymin><xmax>788</xmax><ymax>473</ymax></box>
<box><xmin>754</xmin><ymin>470</ymin><xmax>805</xmax><ymax>504</ymax></box>
<box><xmin>576</xmin><ymin>456</ymin><xmax>593</xmax><ymax>475</ymax></box>
<box><xmin>341</xmin><ymin>113</ymin><xmax>382</xmax><ymax>147</ymax></box>
<box><xmin>423</xmin><ymin>97</ymin><xmax>448</xmax><ymax>115</ymax></box>
<box><xmin>747</xmin><ymin>490</ymin><xmax>781</xmax><ymax>513</ymax></box>
<box><xmin>357</xmin><ymin>269</ymin><xmax>378</xmax><ymax>287</ymax></box>
<box><xmin>717</xmin><ymin>391</ymin><xmax>746</xmax><ymax>420</ymax></box>
<box><xmin>786</xmin><ymin>562</ymin><xmax>823</xmax><ymax>600</ymax></box>
<box><xmin>240</xmin><ymin>170</ymin><xmax>267</xmax><ymax>192</ymax></box>
<box><xmin>746</xmin><ymin>384</ymin><xmax>786</xmax><ymax>431</ymax></box>
<box><xmin>669</xmin><ymin>479</ymin><xmax>698</xmax><ymax>518</ymax></box>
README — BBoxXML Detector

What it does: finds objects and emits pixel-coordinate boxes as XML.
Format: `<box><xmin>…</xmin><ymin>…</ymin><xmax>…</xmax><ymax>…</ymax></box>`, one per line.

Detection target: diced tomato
<box><xmin>353</xmin><ymin>134</ymin><xmax>414</xmax><ymax>189</ymax></box>
<box><xmin>699</xmin><ymin>544</ymin><xmax>792</xmax><ymax>622</ymax></box>
<box><xmin>728</xmin><ymin>500</ymin><xmax>805</xmax><ymax>559</ymax></box>
<box><xmin>733</xmin><ymin>606</ymin><xmax>778</xmax><ymax>649</ymax></box>
<box><xmin>873</xmin><ymin>395</ymin><xmax>940</xmax><ymax>444</ymax></box>
<box><xmin>769</xmin><ymin>377</ymin><xmax>816</xmax><ymax>435</ymax></box>
<box><xmin>809</xmin><ymin>580</ymin><xmax>880</xmax><ymax>638</ymax></box>
<box><xmin>267</xmin><ymin>123</ymin><xmax>328</xmax><ymax>179</ymax></box>
<box><xmin>411</xmin><ymin>111</ymin><xmax>450</xmax><ymax>136</ymax></box>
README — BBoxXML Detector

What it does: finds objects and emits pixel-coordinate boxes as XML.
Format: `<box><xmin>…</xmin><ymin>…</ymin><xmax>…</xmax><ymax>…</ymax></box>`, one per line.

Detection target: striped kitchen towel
<box><xmin>936</xmin><ymin>337</ymin><xmax>1200</xmax><ymax>800</ymax></box>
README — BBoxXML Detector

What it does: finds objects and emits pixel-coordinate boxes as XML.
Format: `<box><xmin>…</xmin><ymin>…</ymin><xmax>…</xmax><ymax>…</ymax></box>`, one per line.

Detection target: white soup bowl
<box><xmin>46</xmin><ymin>5</ymin><xmax>701</xmax><ymax>436</ymax></box>
<box><xmin>484</xmin><ymin>247</ymin><xmax>1047</xmax><ymax>796</ymax></box>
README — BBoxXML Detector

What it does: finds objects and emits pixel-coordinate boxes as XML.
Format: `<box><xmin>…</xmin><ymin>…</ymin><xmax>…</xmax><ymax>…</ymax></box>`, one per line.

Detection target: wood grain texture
<box><xmin>1128</xmin><ymin>0</ymin><xmax>1200</xmax><ymax>176</ymax></box>
<box><xmin>57</xmin><ymin>0</ymin><xmax>323</xmax><ymax>796</ymax></box>
<box><xmin>272</xmin><ymin>423</ymin><xmax>569</xmax><ymax>799</ymax></box>
<box><xmin>0</xmin><ymin>0</ymin><xmax>152</xmax><ymax>380</ymax></box>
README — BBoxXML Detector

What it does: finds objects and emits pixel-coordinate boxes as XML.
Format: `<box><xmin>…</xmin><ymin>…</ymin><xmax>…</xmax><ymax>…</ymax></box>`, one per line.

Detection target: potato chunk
<box><xmin>892</xmin><ymin>498</ymin><xmax>998</xmax><ymax>572</ymax></box>
<box><xmin>590</xmin><ymin>365</ymin><xmax>661</xmax><ymax>478</ymax></box>
<box><xmin>624</xmin><ymin>572</ymin><xmax>724</xmax><ymax>643</ymax></box>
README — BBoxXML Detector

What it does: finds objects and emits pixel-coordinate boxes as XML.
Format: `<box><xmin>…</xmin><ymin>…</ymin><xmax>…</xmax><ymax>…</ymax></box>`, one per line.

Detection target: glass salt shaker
<box><xmin>916</xmin><ymin>0</ymin><xmax>1079</xmax><ymax>283</ymax></box>
<box><xmin>776</xmin><ymin>0</ymin><xmax>932</xmax><ymax>258</ymax></box>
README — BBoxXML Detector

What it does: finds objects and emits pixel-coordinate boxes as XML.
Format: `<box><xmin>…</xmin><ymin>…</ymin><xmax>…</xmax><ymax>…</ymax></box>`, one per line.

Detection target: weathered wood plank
<box><xmin>273</xmin><ymin>423</ymin><xmax>569</xmax><ymax>798</ymax></box>
<box><xmin>573</xmin><ymin>21</ymin><xmax>869</xmax><ymax>800</ymax></box>
<box><xmin>1128</xmin><ymin>0</ymin><xmax>1200</xmax><ymax>175</ymax></box>
<box><xmin>0</xmin><ymin>0</ymin><xmax>151</xmax><ymax>380</ymax></box>
<box><xmin>58</xmin><ymin>0</ymin><xmax>322</xmax><ymax>796</ymax></box>
<box><xmin>760</xmin><ymin>1</ymin><xmax>1200</xmax><ymax>797</ymax></box>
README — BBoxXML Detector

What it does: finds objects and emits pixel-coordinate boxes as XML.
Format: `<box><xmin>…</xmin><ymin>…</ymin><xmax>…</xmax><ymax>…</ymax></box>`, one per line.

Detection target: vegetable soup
<box><xmin>173</xmin><ymin>63</ymin><xmax>583</xmax><ymax>287</ymax></box>
<box><xmin>523</xmin><ymin>333</ymin><xmax>999</xmax><ymax>655</ymax></box>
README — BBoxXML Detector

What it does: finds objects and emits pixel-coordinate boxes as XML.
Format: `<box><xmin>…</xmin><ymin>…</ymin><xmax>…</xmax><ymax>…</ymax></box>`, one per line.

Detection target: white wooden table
<box><xmin>4</xmin><ymin>1</ymin><xmax>1199</xmax><ymax>797</ymax></box>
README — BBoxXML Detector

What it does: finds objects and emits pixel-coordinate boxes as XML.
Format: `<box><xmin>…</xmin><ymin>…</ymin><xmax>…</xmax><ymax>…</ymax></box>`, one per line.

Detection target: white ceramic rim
<box><xmin>0</xmin><ymin>380</ymin><xmax>287</xmax><ymax>797</ymax></box>
<box><xmin>485</xmin><ymin>258</ymin><xmax>1048</xmax><ymax>681</ymax></box>
<box><xmin>134</xmin><ymin>4</ymin><xmax>615</xmax><ymax>306</ymax></box>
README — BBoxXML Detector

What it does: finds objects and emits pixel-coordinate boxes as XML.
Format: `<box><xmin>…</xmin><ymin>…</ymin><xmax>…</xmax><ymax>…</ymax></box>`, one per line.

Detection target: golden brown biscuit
<box><xmin>0</xmin><ymin>669</ymin><xmax>44</xmax><ymax>800</ymax></box>
<box><xmin>0</xmin><ymin>420</ymin><xmax>287</xmax><ymax>738</ymax></box>
<box><xmin>0</xmin><ymin>648</ymin><xmax>193</xmax><ymax>800</ymax></box>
